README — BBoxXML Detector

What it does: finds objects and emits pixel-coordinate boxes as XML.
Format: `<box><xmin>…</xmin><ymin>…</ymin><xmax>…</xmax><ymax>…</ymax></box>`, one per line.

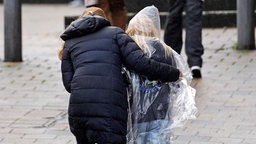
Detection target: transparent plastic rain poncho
<box><xmin>125</xmin><ymin>6</ymin><xmax>197</xmax><ymax>144</ymax></box>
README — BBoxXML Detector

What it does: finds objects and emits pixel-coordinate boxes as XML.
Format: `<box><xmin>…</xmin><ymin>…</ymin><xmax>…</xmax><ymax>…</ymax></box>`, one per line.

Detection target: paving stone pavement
<box><xmin>0</xmin><ymin>4</ymin><xmax>256</xmax><ymax>144</ymax></box>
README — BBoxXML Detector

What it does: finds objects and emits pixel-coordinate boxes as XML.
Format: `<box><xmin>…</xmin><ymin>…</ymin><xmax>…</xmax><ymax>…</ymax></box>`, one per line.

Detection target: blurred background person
<box><xmin>85</xmin><ymin>0</ymin><xmax>128</xmax><ymax>30</ymax></box>
<box><xmin>164</xmin><ymin>0</ymin><xmax>204</xmax><ymax>78</ymax></box>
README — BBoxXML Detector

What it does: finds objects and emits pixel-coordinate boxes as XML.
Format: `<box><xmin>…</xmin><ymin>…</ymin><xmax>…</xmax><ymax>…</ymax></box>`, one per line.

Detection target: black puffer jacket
<box><xmin>60</xmin><ymin>16</ymin><xmax>180</xmax><ymax>144</ymax></box>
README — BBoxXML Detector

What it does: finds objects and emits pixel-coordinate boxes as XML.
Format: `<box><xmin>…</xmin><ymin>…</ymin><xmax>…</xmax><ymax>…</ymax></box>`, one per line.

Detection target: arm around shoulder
<box><xmin>116</xmin><ymin>31</ymin><xmax>180</xmax><ymax>82</ymax></box>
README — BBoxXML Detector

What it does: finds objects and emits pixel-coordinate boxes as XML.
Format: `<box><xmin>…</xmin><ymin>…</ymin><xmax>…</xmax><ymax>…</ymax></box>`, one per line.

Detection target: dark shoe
<box><xmin>191</xmin><ymin>66</ymin><xmax>202</xmax><ymax>78</ymax></box>
<box><xmin>192</xmin><ymin>69</ymin><xmax>202</xmax><ymax>78</ymax></box>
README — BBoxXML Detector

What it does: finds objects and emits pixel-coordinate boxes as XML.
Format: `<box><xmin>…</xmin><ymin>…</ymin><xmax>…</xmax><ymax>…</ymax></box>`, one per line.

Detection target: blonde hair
<box><xmin>126</xmin><ymin>17</ymin><xmax>158</xmax><ymax>38</ymax></box>
<box><xmin>81</xmin><ymin>7</ymin><xmax>106</xmax><ymax>18</ymax></box>
<box><xmin>57</xmin><ymin>43</ymin><xmax>64</xmax><ymax>60</ymax></box>
<box><xmin>58</xmin><ymin>7</ymin><xmax>106</xmax><ymax>60</ymax></box>
<box><xmin>126</xmin><ymin>16</ymin><xmax>171</xmax><ymax>57</ymax></box>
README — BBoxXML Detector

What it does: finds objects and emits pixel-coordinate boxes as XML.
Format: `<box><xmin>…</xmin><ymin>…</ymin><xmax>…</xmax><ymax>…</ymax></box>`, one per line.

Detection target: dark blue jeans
<box><xmin>164</xmin><ymin>0</ymin><xmax>204</xmax><ymax>68</ymax></box>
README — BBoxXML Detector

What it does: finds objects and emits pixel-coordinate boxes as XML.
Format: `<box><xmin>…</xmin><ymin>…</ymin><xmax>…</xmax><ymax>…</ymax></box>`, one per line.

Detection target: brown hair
<box><xmin>58</xmin><ymin>7</ymin><xmax>106</xmax><ymax>60</ymax></box>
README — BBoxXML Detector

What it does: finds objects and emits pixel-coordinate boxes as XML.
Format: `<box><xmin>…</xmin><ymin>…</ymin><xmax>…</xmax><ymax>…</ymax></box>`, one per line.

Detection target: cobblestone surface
<box><xmin>0</xmin><ymin>4</ymin><xmax>256</xmax><ymax>144</ymax></box>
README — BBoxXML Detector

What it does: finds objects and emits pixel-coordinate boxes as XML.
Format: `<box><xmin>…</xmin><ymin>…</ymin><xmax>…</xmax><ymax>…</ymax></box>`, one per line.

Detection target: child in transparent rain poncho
<box><xmin>125</xmin><ymin>6</ymin><xmax>197</xmax><ymax>144</ymax></box>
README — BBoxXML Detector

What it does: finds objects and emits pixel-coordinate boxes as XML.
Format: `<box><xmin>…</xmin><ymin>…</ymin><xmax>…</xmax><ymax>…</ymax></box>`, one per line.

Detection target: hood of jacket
<box><xmin>60</xmin><ymin>16</ymin><xmax>111</xmax><ymax>41</ymax></box>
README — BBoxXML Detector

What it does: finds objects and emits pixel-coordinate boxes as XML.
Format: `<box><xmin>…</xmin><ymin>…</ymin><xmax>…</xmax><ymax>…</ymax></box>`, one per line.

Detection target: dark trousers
<box><xmin>164</xmin><ymin>0</ymin><xmax>204</xmax><ymax>67</ymax></box>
